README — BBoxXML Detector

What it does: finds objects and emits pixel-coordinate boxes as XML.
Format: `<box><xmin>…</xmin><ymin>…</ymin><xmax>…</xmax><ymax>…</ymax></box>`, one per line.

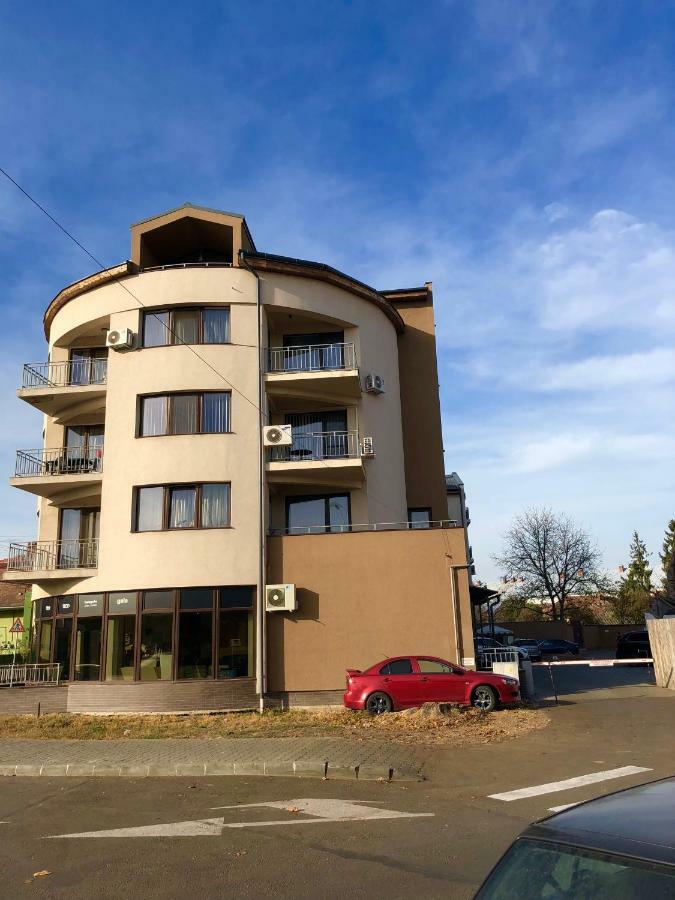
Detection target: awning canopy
<box><xmin>469</xmin><ymin>585</ymin><xmax>500</xmax><ymax>606</ymax></box>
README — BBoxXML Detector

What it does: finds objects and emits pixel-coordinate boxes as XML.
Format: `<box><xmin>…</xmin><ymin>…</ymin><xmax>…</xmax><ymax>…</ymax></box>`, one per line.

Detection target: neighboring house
<box><xmin>446</xmin><ymin>471</ymin><xmax>473</xmax><ymax>574</ymax></box>
<box><xmin>0</xmin><ymin>203</ymin><xmax>474</xmax><ymax>711</ymax></box>
<box><xmin>0</xmin><ymin>560</ymin><xmax>31</xmax><ymax>653</ymax></box>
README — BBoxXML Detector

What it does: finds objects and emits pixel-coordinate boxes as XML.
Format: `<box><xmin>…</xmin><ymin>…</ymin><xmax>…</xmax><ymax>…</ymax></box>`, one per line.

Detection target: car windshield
<box><xmin>476</xmin><ymin>839</ymin><xmax>675</xmax><ymax>899</ymax></box>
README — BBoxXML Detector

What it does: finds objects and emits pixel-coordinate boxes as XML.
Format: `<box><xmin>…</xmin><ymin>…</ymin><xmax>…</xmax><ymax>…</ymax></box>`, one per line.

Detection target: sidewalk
<box><xmin>0</xmin><ymin>735</ymin><xmax>424</xmax><ymax>781</ymax></box>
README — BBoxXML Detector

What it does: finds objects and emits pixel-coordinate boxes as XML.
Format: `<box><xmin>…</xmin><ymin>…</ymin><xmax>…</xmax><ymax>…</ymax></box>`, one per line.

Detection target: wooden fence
<box><xmin>646</xmin><ymin>619</ymin><xmax>675</xmax><ymax>690</ymax></box>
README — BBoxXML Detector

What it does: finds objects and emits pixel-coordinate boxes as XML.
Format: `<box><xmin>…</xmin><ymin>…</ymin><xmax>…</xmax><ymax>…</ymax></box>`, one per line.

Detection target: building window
<box><xmin>176</xmin><ymin>589</ymin><xmax>214</xmax><ymax>680</ymax></box>
<box><xmin>408</xmin><ymin>508</ymin><xmax>432</xmax><ymax>529</ymax></box>
<box><xmin>139</xmin><ymin>392</ymin><xmax>231</xmax><ymax>436</ymax></box>
<box><xmin>142</xmin><ymin>307</ymin><xmax>230</xmax><ymax>348</ymax></box>
<box><xmin>69</xmin><ymin>348</ymin><xmax>107</xmax><ymax>385</ymax></box>
<box><xmin>134</xmin><ymin>483</ymin><xmax>230</xmax><ymax>532</ymax></box>
<box><xmin>53</xmin><ymin>618</ymin><xmax>73</xmax><ymax>681</ymax></box>
<box><xmin>285</xmin><ymin>494</ymin><xmax>350</xmax><ymax>534</ymax></box>
<box><xmin>74</xmin><ymin>616</ymin><xmax>103</xmax><ymax>681</ymax></box>
<box><xmin>218</xmin><ymin>588</ymin><xmax>254</xmax><ymax>678</ymax></box>
<box><xmin>139</xmin><ymin>613</ymin><xmax>173</xmax><ymax>680</ymax></box>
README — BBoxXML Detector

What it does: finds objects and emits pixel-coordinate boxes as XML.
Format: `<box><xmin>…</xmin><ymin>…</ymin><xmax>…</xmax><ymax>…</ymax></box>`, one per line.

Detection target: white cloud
<box><xmin>540</xmin><ymin>347</ymin><xmax>675</xmax><ymax>391</ymax></box>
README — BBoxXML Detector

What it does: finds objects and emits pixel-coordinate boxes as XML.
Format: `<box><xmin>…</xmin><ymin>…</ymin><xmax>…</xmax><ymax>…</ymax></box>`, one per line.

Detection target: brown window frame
<box><xmin>141</xmin><ymin>307</ymin><xmax>230</xmax><ymax>348</ymax></box>
<box><xmin>137</xmin><ymin>391</ymin><xmax>232</xmax><ymax>437</ymax></box>
<box><xmin>133</xmin><ymin>482</ymin><xmax>231</xmax><ymax>532</ymax></box>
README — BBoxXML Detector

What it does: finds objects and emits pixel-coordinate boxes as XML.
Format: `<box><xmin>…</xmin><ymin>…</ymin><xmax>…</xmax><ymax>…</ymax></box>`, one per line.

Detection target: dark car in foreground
<box><xmin>616</xmin><ymin>629</ymin><xmax>652</xmax><ymax>660</ymax></box>
<box><xmin>538</xmin><ymin>638</ymin><xmax>580</xmax><ymax>657</ymax></box>
<box><xmin>476</xmin><ymin>776</ymin><xmax>675</xmax><ymax>898</ymax></box>
<box><xmin>343</xmin><ymin>655</ymin><xmax>520</xmax><ymax>714</ymax></box>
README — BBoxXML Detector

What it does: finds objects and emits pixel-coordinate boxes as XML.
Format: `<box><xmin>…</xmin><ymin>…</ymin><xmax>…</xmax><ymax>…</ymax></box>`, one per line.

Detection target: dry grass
<box><xmin>0</xmin><ymin>704</ymin><xmax>549</xmax><ymax>746</ymax></box>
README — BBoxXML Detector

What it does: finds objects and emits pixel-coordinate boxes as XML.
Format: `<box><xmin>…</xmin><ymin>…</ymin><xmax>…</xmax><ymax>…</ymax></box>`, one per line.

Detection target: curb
<box><xmin>0</xmin><ymin>761</ymin><xmax>424</xmax><ymax>782</ymax></box>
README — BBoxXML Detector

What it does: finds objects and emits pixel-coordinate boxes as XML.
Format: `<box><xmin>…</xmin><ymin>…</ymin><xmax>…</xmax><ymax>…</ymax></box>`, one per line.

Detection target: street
<box><xmin>0</xmin><ymin>665</ymin><xmax>672</xmax><ymax>899</ymax></box>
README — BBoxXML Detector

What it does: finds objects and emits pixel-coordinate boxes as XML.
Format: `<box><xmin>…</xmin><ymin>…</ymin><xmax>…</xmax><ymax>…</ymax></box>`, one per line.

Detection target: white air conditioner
<box><xmin>106</xmin><ymin>328</ymin><xmax>134</xmax><ymax>351</ymax></box>
<box><xmin>265</xmin><ymin>583</ymin><xmax>297</xmax><ymax>612</ymax></box>
<box><xmin>361</xmin><ymin>436</ymin><xmax>375</xmax><ymax>458</ymax></box>
<box><xmin>263</xmin><ymin>424</ymin><xmax>293</xmax><ymax>447</ymax></box>
<box><xmin>364</xmin><ymin>373</ymin><xmax>385</xmax><ymax>394</ymax></box>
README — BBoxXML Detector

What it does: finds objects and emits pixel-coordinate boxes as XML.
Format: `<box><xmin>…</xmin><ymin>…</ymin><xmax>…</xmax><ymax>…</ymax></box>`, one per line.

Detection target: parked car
<box><xmin>343</xmin><ymin>655</ymin><xmax>520</xmax><ymax>714</ymax></box>
<box><xmin>475</xmin><ymin>636</ymin><xmax>529</xmax><ymax>661</ymax></box>
<box><xmin>475</xmin><ymin>776</ymin><xmax>675</xmax><ymax>897</ymax></box>
<box><xmin>616</xmin><ymin>629</ymin><xmax>652</xmax><ymax>660</ymax></box>
<box><xmin>538</xmin><ymin>638</ymin><xmax>579</xmax><ymax>657</ymax></box>
<box><xmin>512</xmin><ymin>639</ymin><xmax>543</xmax><ymax>662</ymax></box>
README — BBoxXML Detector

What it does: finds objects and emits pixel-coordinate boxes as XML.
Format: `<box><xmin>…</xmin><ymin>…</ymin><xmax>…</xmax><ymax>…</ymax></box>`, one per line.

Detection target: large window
<box><xmin>69</xmin><ymin>348</ymin><xmax>107</xmax><ymax>385</ymax></box>
<box><xmin>142</xmin><ymin>307</ymin><xmax>230</xmax><ymax>347</ymax></box>
<box><xmin>408</xmin><ymin>508</ymin><xmax>432</xmax><ymax>529</ymax></box>
<box><xmin>32</xmin><ymin>587</ymin><xmax>254</xmax><ymax>683</ymax></box>
<box><xmin>134</xmin><ymin>483</ymin><xmax>230</xmax><ymax>531</ymax></box>
<box><xmin>139</xmin><ymin>392</ymin><xmax>231</xmax><ymax>437</ymax></box>
<box><xmin>286</xmin><ymin>494</ymin><xmax>350</xmax><ymax>534</ymax></box>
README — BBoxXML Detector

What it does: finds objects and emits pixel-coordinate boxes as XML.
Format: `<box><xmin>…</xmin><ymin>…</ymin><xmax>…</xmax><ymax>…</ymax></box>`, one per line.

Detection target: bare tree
<box><xmin>494</xmin><ymin>507</ymin><xmax>608</xmax><ymax>622</ymax></box>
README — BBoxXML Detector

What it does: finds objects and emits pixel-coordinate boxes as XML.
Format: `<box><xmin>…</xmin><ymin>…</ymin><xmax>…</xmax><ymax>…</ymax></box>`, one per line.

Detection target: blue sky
<box><xmin>1</xmin><ymin>1</ymin><xmax>674</xmax><ymax>581</ymax></box>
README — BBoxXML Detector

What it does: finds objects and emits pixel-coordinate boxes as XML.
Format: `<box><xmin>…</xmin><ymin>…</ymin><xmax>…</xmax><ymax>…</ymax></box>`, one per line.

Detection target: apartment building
<box><xmin>1</xmin><ymin>204</ymin><xmax>474</xmax><ymax>712</ymax></box>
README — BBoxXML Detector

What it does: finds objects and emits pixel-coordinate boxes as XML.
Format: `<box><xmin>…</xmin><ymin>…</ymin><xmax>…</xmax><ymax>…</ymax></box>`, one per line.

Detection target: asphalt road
<box><xmin>0</xmin><ymin>664</ymin><xmax>672</xmax><ymax>900</ymax></box>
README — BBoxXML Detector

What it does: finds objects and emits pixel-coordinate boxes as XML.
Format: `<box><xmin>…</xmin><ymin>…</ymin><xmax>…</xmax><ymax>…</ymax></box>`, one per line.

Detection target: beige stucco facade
<box><xmin>2</xmin><ymin>204</ymin><xmax>474</xmax><ymax>710</ymax></box>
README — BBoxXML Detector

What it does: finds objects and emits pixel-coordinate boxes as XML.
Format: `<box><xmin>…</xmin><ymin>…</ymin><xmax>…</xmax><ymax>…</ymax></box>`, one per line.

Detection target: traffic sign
<box><xmin>9</xmin><ymin>619</ymin><xmax>25</xmax><ymax>634</ymax></box>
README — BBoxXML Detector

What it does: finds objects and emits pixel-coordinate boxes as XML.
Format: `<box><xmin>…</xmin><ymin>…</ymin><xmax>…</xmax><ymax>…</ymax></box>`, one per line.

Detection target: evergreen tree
<box><xmin>660</xmin><ymin>519</ymin><xmax>675</xmax><ymax>601</ymax></box>
<box><xmin>614</xmin><ymin>531</ymin><xmax>652</xmax><ymax>623</ymax></box>
<box><xmin>623</xmin><ymin>531</ymin><xmax>652</xmax><ymax>593</ymax></box>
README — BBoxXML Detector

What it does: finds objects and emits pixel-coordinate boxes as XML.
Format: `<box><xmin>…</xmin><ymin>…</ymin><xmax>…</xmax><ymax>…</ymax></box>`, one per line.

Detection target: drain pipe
<box><xmin>240</xmin><ymin>252</ymin><xmax>266</xmax><ymax>712</ymax></box>
<box><xmin>448</xmin><ymin>563</ymin><xmax>473</xmax><ymax>668</ymax></box>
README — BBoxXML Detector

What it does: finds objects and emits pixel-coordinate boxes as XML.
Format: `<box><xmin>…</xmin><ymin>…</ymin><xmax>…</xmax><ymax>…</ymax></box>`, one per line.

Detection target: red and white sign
<box><xmin>9</xmin><ymin>619</ymin><xmax>25</xmax><ymax>635</ymax></box>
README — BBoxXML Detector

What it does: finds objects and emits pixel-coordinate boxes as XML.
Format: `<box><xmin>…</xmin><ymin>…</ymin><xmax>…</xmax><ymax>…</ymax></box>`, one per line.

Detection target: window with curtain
<box><xmin>135</xmin><ymin>484</ymin><xmax>230</xmax><ymax>531</ymax></box>
<box><xmin>136</xmin><ymin>487</ymin><xmax>164</xmax><ymax>531</ymax></box>
<box><xmin>139</xmin><ymin>392</ymin><xmax>231</xmax><ymax>436</ymax></box>
<box><xmin>142</xmin><ymin>308</ymin><xmax>230</xmax><ymax>347</ymax></box>
<box><xmin>140</xmin><ymin>396</ymin><xmax>167</xmax><ymax>436</ymax></box>
<box><xmin>170</xmin><ymin>394</ymin><xmax>198</xmax><ymax>434</ymax></box>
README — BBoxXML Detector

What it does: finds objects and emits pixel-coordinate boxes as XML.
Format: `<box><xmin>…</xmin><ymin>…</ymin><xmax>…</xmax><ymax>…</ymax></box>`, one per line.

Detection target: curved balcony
<box><xmin>264</xmin><ymin>343</ymin><xmax>360</xmax><ymax>410</ymax></box>
<box><xmin>266</xmin><ymin>431</ymin><xmax>366</xmax><ymax>489</ymax></box>
<box><xmin>18</xmin><ymin>360</ymin><xmax>107</xmax><ymax>422</ymax></box>
<box><xmin>2</xmin><ymin>540</ymin><xmax>98</xmax><ymax>582</ymax></box>
<box><xmin>10</xmin><ymin>447</ymin><xmax>103</xmax><ymax>505</ymax></box>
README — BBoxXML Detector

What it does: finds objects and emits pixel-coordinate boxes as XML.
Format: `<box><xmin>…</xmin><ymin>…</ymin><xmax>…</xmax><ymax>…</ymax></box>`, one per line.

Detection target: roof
<box><xmin>130</xmin><ymin>202</ymin><xmax>248</xmax><ymax>228</ymax></box>
<box><xmin>445</xmin><ymin>472</ymin><xmax>464</xmax><ymax>492</ymax></box>
<box><xmin>526</xmin><ymin>777</ymin><xmax>675</xmax><ymax>866</ymax></box>
<box><xmin>0</xmin><ymin>580</ymin><xmax>30</xmax><ymax>609</ymax></box>
<box><xmin>242</xmin><ymin>250</ymin><xmax>406</xmax><ymax>334</ymax></box>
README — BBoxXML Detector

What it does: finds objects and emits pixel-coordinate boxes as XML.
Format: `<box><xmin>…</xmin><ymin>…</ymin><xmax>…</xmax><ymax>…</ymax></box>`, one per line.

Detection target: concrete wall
<box><xmin>647</xmin><ymin>619</ymin><xmax>675</xmax><ymax>689</ymax></box>
<box><xmin>266</xmin><ymin>527</ymin><xmax>473</xmax><ymax>692</ymax></box>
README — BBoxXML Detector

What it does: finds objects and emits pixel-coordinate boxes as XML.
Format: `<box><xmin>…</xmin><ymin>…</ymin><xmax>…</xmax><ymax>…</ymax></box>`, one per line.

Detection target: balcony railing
<box><xmin>267</xmin><ymin>342</ymin><xmax>356</xmax><ymax>374</ymax></box>
<box><xmin>14</xmin><ymin>446</ymin><xmax>104</xmax><ymax>478</ymax></box>
<box><xmin>6</xmin><ymin>540</ymin><xmax>99</xmax><ymax>572</ymax></box>
<box><xmin>269</xmin><ymin>519</ymin><xmax>461</xmax><ymax>536</ymax></box>
<box><xmin>21</xmin><ymin>359</ymin><xmax>107</xmax><ymax>389</ymax></box>
<box><xmin>269</xmin><ymin>431</ymin><xmax>360</xmax><ymax>462</ymax></box>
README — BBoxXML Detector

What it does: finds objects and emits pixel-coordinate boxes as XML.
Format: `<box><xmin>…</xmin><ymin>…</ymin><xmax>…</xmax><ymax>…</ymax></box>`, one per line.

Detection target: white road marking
<box><xmin>488</xmin><ymin>766</ymin><xmax>652</xmax><ymax>802</ymax></box>
<box><xmin>48</xmin><ymin>798</ymin><xmax>433</xmax><ymax>839</ymax></box>
<box><xmin>547</xmin><ymin>803</ymin><xmax>580</xmax><ymax>813</ymax></box>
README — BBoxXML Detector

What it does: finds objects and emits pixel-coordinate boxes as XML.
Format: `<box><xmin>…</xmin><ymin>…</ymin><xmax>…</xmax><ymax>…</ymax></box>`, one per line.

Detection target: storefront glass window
<box><xmin>140</xmin><ymin>614</ymin><xmax>173</xmax><ymax>680</ymax></box>
<box><xmin>37</xmin><ymin>620</ymin><xmax>52</xmax><ymax>664</ymax></box>
<box><xmin>53</xmin><ymin>618</ymin><xmax>73</xmax><ymax>681</ymax></box>
<box><xmin>74</xmin><ymin>617</ymin><xmax>102</xmax><ymax>681</ymax></box>
<box><xmin>218</xmin><ymin>610</ymin><xmax>252</xmax><ymax>678</ymax></box>
<box><xmin>106</xmin><ymin>615</ymin><xmax>136</xmax><ymax>681</ymax></box>
<box><xmin>177</xmin><ymin>611</ymin><xmax>213</xmax><ymax>679</ymax></box>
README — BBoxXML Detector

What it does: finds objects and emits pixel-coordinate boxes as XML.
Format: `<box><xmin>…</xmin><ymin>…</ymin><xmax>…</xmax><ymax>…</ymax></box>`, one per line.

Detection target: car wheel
<box><xmin>365</xmin><ymin>691</ymin><xmax>393</xmax><ymax>715</ymax></box>
<box><xmin>471</xmin><ymin>685</ymin><xmax>497</xmax><ymax>712</ymax></box>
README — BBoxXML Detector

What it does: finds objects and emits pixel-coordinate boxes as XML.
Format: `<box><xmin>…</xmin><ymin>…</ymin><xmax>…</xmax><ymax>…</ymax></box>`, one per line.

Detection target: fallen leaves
<box><xmin>32</xmin><ymin>870</ymin><xmax>51</xmax><ymax>878</ymax></box>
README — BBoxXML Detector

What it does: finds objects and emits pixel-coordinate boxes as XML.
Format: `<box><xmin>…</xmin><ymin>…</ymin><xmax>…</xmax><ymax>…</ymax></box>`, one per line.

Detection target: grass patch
<box><xmin>0</xmin><ymin>704</ymin><xmax>548</xmax><ymax>746</ymax></box>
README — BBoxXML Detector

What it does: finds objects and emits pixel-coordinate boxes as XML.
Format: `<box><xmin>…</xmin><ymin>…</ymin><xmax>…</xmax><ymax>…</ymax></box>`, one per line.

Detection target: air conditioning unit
<box><xmin>364</xmin><ymin>373</ymin><xmax>385</xmax><ymax>394</ymax></box>
<box><xmin>106</xmin><ymin>328</ymin><xmax>134</xmax><ymax>351</ymax></box>
<box><xmin>263</xmin><ymin>424</ymin><xmax>293</xmax><ymax>447</ymax></box>
<box><xmin>265</xmin><ymin>583</ymin><xmax>297</xmax><ymax>612</ymax></box>
<box><xmin>361</xmin><ymin>436</ymin><xmax>375</xmax><ymax>458</ymax></box>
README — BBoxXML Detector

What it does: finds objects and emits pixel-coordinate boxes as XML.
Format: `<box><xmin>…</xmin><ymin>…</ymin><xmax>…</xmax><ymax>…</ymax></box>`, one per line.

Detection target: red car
<box><xmin>343</xmin><ymin>655</ymin><xmax>519</xmax><ymax>714</ymax></box>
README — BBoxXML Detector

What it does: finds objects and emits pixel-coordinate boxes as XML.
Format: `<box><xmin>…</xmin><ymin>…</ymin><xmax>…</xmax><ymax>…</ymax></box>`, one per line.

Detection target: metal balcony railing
<box><xmin>0</xmin><ymin>663</ymin><xmax>61</xmax><ymax>686</ymax></box>
<box><xmin>14</xmin><ymin>446</ymin><xmax>104</xmax><ymax>477</ymax></box>
<box><xmin>21</xmin><ymin>359</ymin><xmax>107</xmax><ymax>389</ymax></box>
<box><xmin>268</xmin><ymin>431</ymin><xmax>360</xmax><ymax>462</ymax></box>
<box><xmin>269</xmin><ymin>519</ymin><xmax>461</xmax><ymax>536</ymax></box>
<box><xmin>267</xmin><ymin>342</ymin><xmax>356</xmax><ymax>374</ymax></box>
<box><xmin>6</xmin><ymin>540</ymin><xmax>99</xmax><ymax>572</ymax></box>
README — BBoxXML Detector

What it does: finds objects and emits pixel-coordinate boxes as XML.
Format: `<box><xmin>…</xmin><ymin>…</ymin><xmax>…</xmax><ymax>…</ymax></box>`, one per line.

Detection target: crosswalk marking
<box><xmin>488</xmin><ymin>766</ymin><xmax>652</xmax><ymax>802</ymax></box>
